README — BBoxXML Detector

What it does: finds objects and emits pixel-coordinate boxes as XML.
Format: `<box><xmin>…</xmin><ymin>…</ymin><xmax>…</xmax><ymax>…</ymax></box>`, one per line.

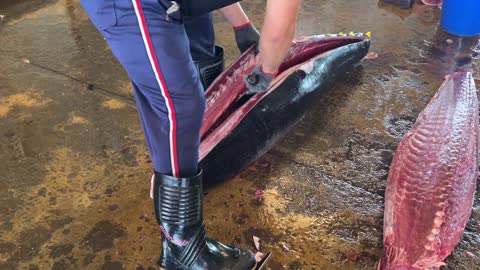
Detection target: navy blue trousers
<box><xmin>80</xmin><ymin>0</ymin><xmax>217</xmax><ymax>177</ymax></box>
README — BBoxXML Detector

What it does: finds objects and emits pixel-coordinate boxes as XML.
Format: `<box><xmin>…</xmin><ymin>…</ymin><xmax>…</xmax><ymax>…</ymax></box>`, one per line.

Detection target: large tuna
<box><xmin>378</xmin><ymin>72</ymin><xmax>479</xmax><ymax>270</ymax></box>
<box><xmin>198</xmin><ymin>33</ymin><xmax>371</xmax><ymax>187</ymax></box>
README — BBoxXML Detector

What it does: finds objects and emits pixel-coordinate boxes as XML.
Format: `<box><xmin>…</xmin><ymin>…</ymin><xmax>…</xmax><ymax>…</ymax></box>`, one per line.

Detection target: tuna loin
<box><xmin>378</xmin><ymin>72</ymin><xmax>479</xmax><ymax>270</ymax></box>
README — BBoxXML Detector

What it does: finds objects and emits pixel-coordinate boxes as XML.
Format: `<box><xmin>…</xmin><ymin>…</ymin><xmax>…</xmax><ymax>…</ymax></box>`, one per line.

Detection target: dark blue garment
<box><xmin>80</xmin><ymin>0</ymin><xmax>216</xmax><ymax>177</ymax></box>
<box><xmin>184</xmin><ymin>13</ymin><xmax>216</xmax><ymax>61</ymax></box>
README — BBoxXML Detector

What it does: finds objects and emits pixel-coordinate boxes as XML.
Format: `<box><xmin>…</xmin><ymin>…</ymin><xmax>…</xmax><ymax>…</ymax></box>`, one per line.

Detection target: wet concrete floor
<box><xmin>0</xmin><ymin>0</ymin><xmax>479</xmax><ymax>269</ymax></box>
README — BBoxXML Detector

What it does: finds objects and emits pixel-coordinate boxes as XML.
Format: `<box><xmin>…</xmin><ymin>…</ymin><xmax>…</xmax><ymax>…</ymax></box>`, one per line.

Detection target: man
<box><xmin>80</xmin><ymin>0</ymin><xmax>300</xmax><ymax>269</ymax></box>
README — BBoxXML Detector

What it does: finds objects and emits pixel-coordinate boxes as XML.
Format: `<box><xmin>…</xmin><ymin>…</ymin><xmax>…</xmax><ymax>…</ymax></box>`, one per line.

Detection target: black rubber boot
<box><xmin>153</xmin><ymin>169</ymin><xmax>256</xmax><ymax>270</ymax></box>
<box><xmin>194</xmin><ymin>45</ymin><xmax>225</xmax><ymax>90</ymax></box>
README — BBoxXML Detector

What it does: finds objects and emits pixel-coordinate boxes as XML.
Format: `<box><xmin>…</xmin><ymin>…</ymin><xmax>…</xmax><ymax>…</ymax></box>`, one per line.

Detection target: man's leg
<box><xmin>184</xmin><ymin>13</ymin><xmax>225</xmax><ymax>89</ymax></box>
<box><xmin>80</xmin><ymin>0</ymin><xmax>255</xmax><ymax>269</ymax></box>
<box><xmin>127</xmin><ymin>8</ymin><xmax>203</xmax><ymax>176</ymax></box>
<box><xmin>82</xmin><ymin>0</ymin><xmax>203</xmax><ymax>176</ymax></box>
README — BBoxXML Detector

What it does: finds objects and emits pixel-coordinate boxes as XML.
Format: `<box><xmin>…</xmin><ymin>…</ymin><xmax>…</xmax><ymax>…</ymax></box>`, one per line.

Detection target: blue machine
<box><xmin>440</xmin><ymin>0</ymin><xmax>480</xmax><ymax>36</ymax></box>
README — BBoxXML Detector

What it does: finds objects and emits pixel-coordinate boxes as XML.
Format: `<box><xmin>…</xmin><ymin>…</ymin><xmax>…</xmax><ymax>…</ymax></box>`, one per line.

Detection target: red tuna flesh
<box><xmin>378</xmin><ymin>72</ymin><xmax>478</xmax><ymax>270</ymax></box>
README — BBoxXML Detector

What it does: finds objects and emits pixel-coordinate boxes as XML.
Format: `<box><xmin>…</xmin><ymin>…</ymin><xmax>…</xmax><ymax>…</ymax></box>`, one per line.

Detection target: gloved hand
<box><xmin>244</xmin><ymin>65</ymin><xmax>277</xmax><ymax>95</ymax></box>
<box><xmin>234</xmin><ymin>22</ymin><xmax>260</xmax><ymax>54</ymax></box>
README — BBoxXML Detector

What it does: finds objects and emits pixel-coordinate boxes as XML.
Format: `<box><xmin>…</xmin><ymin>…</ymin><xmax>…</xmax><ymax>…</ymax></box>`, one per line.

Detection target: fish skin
<box><xmin>199</xmin><ymin>35</ymin><xmax>370</xmax><ymax>188</ymax></box>
<box><xmin>378</xmin><ymin>72</ymin><xmax>478</xmax><ymax>270</ymax></box>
